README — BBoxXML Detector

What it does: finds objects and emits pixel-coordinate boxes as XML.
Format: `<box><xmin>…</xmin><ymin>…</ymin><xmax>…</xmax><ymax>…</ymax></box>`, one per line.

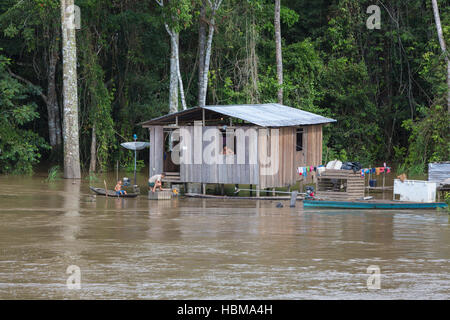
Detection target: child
<box><xmin>114</xmin><ymin>180</ymin><xmax>127</xmax><ymax>195</ymax></box>
<box><xmin>148</xmin><ymin>173</ymin><xmax>166</xmax><ymax>193</ymax></box>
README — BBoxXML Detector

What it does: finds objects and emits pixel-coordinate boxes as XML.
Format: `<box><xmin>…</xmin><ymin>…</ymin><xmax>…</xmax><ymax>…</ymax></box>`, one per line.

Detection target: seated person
<box><xmin>114</xmin><ymin>180</ymin><xmax>127</xmax><ymax>195</ymax></box>
<box><xmin>221</xmin><ymin>146</ymin><xmax>234</xmax><ymax>155</ymax></box>
<box><xmin>148</xmin><ymin>173</ymin><xmax>166</xmax><ymax>193</ymax></box>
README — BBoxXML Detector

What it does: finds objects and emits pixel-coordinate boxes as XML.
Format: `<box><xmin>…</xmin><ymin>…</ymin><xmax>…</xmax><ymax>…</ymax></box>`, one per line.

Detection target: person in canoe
<box><xmin>148</xmin><ymin>173</ymin><xmax>165</xmax><ymax>193</ymax></box>
<box><xmin>114</xmin><ymin>180</ymin><xmax>127</xmax><ymax>195</ymax></box>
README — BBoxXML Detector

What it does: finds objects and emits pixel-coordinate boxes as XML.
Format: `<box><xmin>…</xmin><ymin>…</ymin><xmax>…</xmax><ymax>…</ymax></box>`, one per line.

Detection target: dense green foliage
<box><xmin>0</xmin><ymin>54</ymin><xmax>49</xmax><ymax>174</ymax></box>
<box><xmin>0</xmin><ymin>0</ymin><xmax>448</xmax><ymax>174</ymax></box>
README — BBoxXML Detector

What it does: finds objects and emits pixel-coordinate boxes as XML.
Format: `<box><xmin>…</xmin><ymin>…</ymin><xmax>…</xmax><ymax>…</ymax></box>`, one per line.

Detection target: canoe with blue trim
<box><xmin>89</xmin><ymin>186</ymin><xmax>138</xmax><ymax>198</ymax></box>
<box><xmin>303</xmin><ymin>199</ymin><xmax>448</xmax><ymax>209</ymax></box>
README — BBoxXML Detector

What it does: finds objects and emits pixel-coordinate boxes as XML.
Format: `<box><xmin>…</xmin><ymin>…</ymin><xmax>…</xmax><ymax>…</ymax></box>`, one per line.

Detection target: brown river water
<box><xmin>0</xmin><ymin>173</ymin><xmax>449</xmax><ymax>299</ymax></box>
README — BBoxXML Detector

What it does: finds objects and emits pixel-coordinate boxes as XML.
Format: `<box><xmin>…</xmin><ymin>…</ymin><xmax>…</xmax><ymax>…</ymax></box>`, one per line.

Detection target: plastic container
<box><xmin>393</xmin><ymin>179</ymin><xmax>437</xmax><ymax>203</ymax></box>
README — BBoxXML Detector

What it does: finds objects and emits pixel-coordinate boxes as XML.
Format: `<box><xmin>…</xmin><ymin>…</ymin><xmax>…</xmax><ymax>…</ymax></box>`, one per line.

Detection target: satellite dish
<box><xmin>120</xmin><ymin>142</ymin><xmax>150</xmax><ymax>151</ymax></box>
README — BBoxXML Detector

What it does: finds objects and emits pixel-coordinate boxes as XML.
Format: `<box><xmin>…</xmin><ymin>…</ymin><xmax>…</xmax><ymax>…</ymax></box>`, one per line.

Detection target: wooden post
<box><xmin>272</xmin><ymin>188</ymin><xmax>276</xmax><ymax>196</ymax></box>
<box><xmin>256</xmin><ymin>185</ymin><xmax>260</xmax><ymax>197</ymax></box>
<box><xmin>290</xmin><ymin>191</ymin><xmax>298</xmax><ymax>208</ymax></box>
<box><xmin>116</xmin><ymin>160</ymin><xmax>119</xmax><ymax>182</ymax></box>
<box><xmin>202</xmin><ymin>183</ymin><xmax>206</xmax><ymax>195</ymax></box>
<box><xmin>104</xmin><ymin>180</ymin><xmax>108</xmax><ymax>198</ymax></box>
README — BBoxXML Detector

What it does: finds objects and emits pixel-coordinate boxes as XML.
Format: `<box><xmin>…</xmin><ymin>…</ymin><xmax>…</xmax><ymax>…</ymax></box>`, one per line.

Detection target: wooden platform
<box><xmin>185</xmin><ymin>193</ymin><xmax>304</xmax><ymax>201</ymax></box>
<box><xmin>148</xmin><ymin>190</ymin><xmax>173</xmax><ymax>200</ymax></box>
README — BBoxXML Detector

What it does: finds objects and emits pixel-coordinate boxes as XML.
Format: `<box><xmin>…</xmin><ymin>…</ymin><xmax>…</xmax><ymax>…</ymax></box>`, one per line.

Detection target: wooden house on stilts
<box><xmin>141</xmin><ymin>104</ymin><xmax>336</xmax><ymax>195</ymax></box>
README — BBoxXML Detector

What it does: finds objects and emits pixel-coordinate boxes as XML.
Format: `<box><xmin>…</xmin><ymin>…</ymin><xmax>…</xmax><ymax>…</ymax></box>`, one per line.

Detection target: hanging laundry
<box><xmin>386</xmin><ymin>167</ymin><xmax>391</xmax><ymax>173</ymax></box>
<box><xmin>360</xmin><ymin>169</ymin><xmax>365</xmax><ymax>177</ymax></box>
<box><xmin>379</xmin><ymin>167</ymin><xmax>385</xmax><ymax>173</ymax></box>
<box><xmin>375</xmin><ymin>167</ymin><xmax>381</xmax><ymax>175</ymax></box>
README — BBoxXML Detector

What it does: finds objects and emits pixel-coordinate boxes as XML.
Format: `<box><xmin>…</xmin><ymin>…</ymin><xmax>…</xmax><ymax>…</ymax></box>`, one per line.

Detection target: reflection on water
<box><xmin>0</xmin><ymin>175</ymin><xmax>449</xmax><ymax>299</ymax></box>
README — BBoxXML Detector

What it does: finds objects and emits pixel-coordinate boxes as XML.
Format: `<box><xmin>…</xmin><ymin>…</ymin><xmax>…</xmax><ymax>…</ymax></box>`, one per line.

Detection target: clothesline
<box><xmin>296</xmin><ymin>163</ymin><xmax>392</xmax><ymax>178</ymax></box>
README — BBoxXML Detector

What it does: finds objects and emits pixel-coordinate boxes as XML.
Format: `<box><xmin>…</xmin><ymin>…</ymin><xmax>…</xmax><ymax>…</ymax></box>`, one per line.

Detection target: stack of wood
<box><xmin>315</xmin><ymin>169</ymin><xmax>365</xmax><ymax>201</ymax></box>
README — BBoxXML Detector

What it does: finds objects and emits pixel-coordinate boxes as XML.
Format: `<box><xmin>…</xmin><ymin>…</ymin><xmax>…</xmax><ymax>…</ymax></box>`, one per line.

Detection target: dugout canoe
<box><xmin>303</xmin><ymin>199</ymin><xmax>448</xmax><ymax>209</ymax></box>
<box><xmin>89</xmin><ymin>186</ymin><xmax>139</xmax><ymax>198</ymax></box>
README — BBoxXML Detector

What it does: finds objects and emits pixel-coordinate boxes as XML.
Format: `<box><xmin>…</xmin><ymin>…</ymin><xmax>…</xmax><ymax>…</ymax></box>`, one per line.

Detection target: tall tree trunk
<box><xmin>169</xmin><ymin>30</ymin><xmax>179</xmax><ymax>113</ymax></box>
<box><xmin>61</xmin><ymin>0</ymin><xmax>81</xmax><ymax>179</ymax></box>
<box><xmin>431</xmin><ymin>0</ymin><xmax>449</xmax><ymax>112</ymax></box>
<box><xmin>165</xmin><ymin>25</ymin><xmax>187</xmax><ymax>110</ymax></box>
<box><xmin>274</xmin><ymin>0</ymin><xmax>283</xmax><ymax>105</ymax></box>
<box><xmin>198</xmin><ymin>20</ymin><xmax>214</xmax><ymax>107</ymax></box>
<box><xmin>47</xmin><ymin>36</ymin><xmax>62</xmax><ymax>150</ymax></box>
<box><xmin>198</xmin><ymin>0</ymin><xmax>207</xmax><ymax>102</ymax></box>
<box><xmin>198</xmin><ymin>0</ymin><xmax>223</xmax><ymax>107</ymax></box>
<box><xmin>158</xmin><ymin>0</ymin><xmax>187</xmax><ymax>112</ymax></box>
<box><xmin>89</xmin><ymin>125</ymin><xmax>96</xmax><ymax>173</ymax></box>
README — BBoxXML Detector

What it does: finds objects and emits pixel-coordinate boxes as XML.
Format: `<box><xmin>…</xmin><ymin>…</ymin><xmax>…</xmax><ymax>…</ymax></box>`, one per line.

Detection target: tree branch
<box><xmin>7</xmin><ymin>68</ymin><xmax>47</xmax><ymax>104</ymax></box>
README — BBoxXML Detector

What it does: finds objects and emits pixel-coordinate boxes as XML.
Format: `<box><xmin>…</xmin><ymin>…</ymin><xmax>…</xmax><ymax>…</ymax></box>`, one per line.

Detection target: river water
<box><xmin>0</xmin><ymin>174</ymin><xmax>449</xmax><ymax>299</ymax></box>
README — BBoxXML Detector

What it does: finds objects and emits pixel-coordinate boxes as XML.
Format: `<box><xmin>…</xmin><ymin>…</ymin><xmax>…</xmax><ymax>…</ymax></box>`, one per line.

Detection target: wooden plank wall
<box><xmin>295</xmin><ymin>124</ymin><xmax>323</xmax><ymax>184</ymax></box>
<box><xmin>306</xmin><ymin>124</ymin><xmax>323</xmax><ymax>167</ymax></box>
<box><xmin>179</xmin><ymin>126</ymin><xmax>259</xmax><ymax>185</ymax></box>
<box><xmin>161</xmin><ymin>124</ymin><xmax>324</xmax><ymax>188</ymax></box>
<box><xmin>148</xmin><ymin>126</ymin><xmax>164</xmax><ymax>178</ymax></box>
<box><xmin>258</xmin><ymin>127</ymin><xmax>296</xmax><ymax>189</ymax></box>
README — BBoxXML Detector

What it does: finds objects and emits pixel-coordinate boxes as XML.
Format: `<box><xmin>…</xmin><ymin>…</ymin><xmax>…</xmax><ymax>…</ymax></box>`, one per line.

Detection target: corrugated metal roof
<box><xmin>428</xmin><ymin>162</ymin><xmax>450</xmax><ymax>185</ymax></box>
<box><xmin>203</xmin><ymin>103</ymin><xmax>336</xmax><ymax>126</ymax></box>
<box><xmin>141</xmin><ymin>103</ymin><xmax>336</xmax><ymax>127</ymax></box>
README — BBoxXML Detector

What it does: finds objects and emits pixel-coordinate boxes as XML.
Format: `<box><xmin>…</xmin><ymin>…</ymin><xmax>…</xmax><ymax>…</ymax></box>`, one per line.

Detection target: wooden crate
<box><xmin>148</xmin><ymin>190</ymin><xmax>173</xmax><ymax>200</ymax></box>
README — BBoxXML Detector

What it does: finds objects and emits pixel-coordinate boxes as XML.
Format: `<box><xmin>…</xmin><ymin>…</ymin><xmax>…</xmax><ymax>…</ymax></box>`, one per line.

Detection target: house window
<box><xmin>296</xmin><ymin>128</ymin><xmax>303</xmax><ymax>151</ymax></box>
<box><xmin>221</xmin><ymin>129</ymin><xmax>236</xmax><ymax>155</ymax></box>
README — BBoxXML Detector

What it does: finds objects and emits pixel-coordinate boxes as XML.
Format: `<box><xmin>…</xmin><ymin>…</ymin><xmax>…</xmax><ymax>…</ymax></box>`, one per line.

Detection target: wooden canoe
<box><xmin>303</xmin><ymin>199</ymin><xmax>448</xmax><ymax>209</ymax></box>
<box><xmin>89</xmin><ymin>186</ymin><xmax>139</xmax><ymax>198</ymax></box>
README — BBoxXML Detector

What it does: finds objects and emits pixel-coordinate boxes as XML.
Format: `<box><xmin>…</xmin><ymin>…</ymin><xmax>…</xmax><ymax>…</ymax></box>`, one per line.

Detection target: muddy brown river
<box><xmin>0</xmin><ymin>174</ymin><xmax>449</xmax><ymax>299</ymax></box>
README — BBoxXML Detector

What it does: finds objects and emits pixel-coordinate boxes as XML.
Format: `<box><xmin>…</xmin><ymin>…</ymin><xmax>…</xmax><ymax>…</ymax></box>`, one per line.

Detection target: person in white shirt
<box><xmin>148</xmin><ymin>173</ymin><xmax>165</xmax><ymax>193</ymax></box>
